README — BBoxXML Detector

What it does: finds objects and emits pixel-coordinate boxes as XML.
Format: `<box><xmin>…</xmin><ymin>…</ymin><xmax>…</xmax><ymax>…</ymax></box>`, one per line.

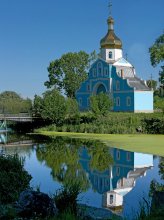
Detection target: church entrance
<box><xmin>96</xmin><ymin>84</ymin><xmax>106</xmax><ymax>94</ymax></box>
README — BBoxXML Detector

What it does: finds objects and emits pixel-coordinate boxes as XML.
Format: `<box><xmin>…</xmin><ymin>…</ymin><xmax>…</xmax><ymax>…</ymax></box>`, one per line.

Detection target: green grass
<box><xmin>35</xmin><ymin>131</ymin><xmax>164</xmax><ymax>157</ymax></box>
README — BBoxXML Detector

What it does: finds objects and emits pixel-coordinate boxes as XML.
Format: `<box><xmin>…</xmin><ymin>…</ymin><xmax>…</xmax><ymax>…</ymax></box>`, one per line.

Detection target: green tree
<box><xmin>33</xmin><ymin>95</ymin><xmax>43</xmax><ymax>117</ymax></box>
<box><xmin>45</xmin><ymin>51</ymin><xmax>97</xmax><ymax>98</ymax></box>
<box><xmin>146</xmin><ymin>79</ymin><xmax>157</xmax><ymax>90</ymax></box>
<box><xmin>149</xmin><ymin>33</ymin><xmax>164</xmax><ymax>67</ymax></box>
<box><xmin>41</xmin><ymin>89</ymin><xmax>66</xmax><ymax>125</ymax></box>
<box><xmin>149</xmin><ymin>33</ymin><xmax>164</xmax><ymax>96</ymax></box>
<box><xmin>66</xmin><ymin>98</ymin><xmax>80</xmax><ymax>124</ymax></box>
<box><xmin>0</xmin><ymin>154</ymin><xmax>32</xmax><ymax>204</ymax></box>
<box><xmin>0</xmin><ymin>91</ymin><xmax>32</xmax><ymax>114</ymax></box>
<box><xmin>90</xmin><ymin>93</ymin><xmax>113</xmax><ymax>116</ymax></box>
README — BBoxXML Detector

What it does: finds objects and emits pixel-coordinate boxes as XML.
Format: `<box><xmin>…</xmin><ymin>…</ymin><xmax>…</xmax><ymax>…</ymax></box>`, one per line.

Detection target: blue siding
<box><xmin>75</xmin><ymin>58</ymin><xmax>153</xmax><ymax>112</ymax></box>
<box><xmin>134</xmin><ymin>91</ymin><xmax>153</xmax><ymax>112</ymax></box>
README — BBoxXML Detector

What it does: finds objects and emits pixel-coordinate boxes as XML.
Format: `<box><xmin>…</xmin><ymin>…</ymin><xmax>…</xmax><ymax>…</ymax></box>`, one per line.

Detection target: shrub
<box><xmin>0</xmin><ymin>154</ymin><xmax>32</xmax><ymax>204</ymax></box>
<box><xmin>53</xmin><ymin>184</ymin><xmax>81</xmax><ymax>215</ymax></box>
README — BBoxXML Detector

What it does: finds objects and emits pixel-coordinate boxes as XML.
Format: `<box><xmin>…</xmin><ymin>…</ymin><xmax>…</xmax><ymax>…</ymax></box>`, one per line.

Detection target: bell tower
<box><xmin>100</xmin><ymin>2</ymin><xmax>123</xmax><ymax>63</ymax></box>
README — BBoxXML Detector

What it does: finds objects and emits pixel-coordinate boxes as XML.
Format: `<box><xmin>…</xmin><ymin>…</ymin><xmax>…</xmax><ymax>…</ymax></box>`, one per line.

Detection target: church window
<box><xmin>116</xmin><ymin>167</ymin><xmax>120</xmax><ymax>176</ymax></box>
<box><xmin>97</xmin><ymin>62</ymin><xmax>102</xmax><ymax>75</ymax></box>
<box><xmin>126</xmin><ymin>96</ymin><xmax>131</xmax><ymax>106</ymax></box>
<box><xmin>116</xmin><ymin>97</ymin><xmax>120</xmax><ymax>106</ymax></box>
<box><xmin>109</xmin><ymin>195</ymin><xmax>114</xmax><ymax>204</ymax></box>
<box><xmin>93</xmin><ymin>68</ymin><xmax>96</xmax><ymax>77</ymax></box>
<box><xmin>79</xmin><ymin>98</ymin><xmax>82</xmax><ymax>106</ymax></box>
<box><xmin>116</xmin><ymin>81</ymin><xmax>120</xmax><ymax>90</ymax></box>
<box><xmin>109</xmin><ymin>51</ymin><xmax>113</xmax><ymax>59</ymax></box>
<box><xmin>87</xmin><ymin>84</ymin><xmax>90</xmax><ymax>91</ymax></box>
<box><xmin>116</xmin><ymin>150</ymin><xmax>120</xmax><ymax>160</ymax></box>
<box><xmin>104</xmin><ymin>67</ymin><xmax>108</xmax><ymax>76</ymax></box>
<box><xmin>126</xmin><ymin>152</ymin><xmax>131</xmax><ymax>161</ymax></box>
<box><xmin>87</xmin><ymin>98</ymin><xmax>90</xmax><ymax>106</ymax></box>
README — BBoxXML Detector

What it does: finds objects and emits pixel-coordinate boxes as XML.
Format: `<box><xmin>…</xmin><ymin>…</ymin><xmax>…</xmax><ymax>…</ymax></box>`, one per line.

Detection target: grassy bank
<box><xmin>36</xmin><ymin>131</ymin><xmax>164</xmax><ymax>157</ymax></box>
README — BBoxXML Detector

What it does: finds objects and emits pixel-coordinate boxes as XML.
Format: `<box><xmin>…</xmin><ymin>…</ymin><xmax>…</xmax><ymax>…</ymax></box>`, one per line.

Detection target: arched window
<box><xmin>116</xmin><ymin>81</ymin><xmax>120</xmax><ymax>90</ymax></box>
<box><xmin>96</xmin><ymin>84</ymin><xmax>106</xmax><ymax>94</ymax></box>
<box><xmin>116</xmin><ymin>97</ymin><xmax>120</xmax><ymax>106</ymax></box>
<box><xmin>109</xmin><ymin>51</ymin><xmax>113</xmax><ymax>59</ymax></box>
<box><xmin>97</xmin><ymin>62</ymin><xmax>102</xmax><ymax>75</ymax></box>
<box><xmin>117</xmin><ymin>150</ymin><xmax>120</xmax><ymax>160</ymax></box>
<box><xmin>126</xmin><ymin>97</ymin><xmax>131</xmax><ymax>106</ymax></box>
<box><xmin>79</xmin><ymin>98</ymin><xmax>82</xmax><ymax>106</ymax></box>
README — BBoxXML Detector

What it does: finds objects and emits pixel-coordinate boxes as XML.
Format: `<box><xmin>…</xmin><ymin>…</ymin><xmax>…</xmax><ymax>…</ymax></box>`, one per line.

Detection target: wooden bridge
<box><xmin>0</xmin><ymin>113</ymin><xmax>34</xmax><ymax>122</ymax></box>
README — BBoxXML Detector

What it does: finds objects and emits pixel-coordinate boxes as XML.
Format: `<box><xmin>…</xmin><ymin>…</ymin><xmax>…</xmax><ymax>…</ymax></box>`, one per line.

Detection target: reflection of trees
<box><xmin>88</xmin><ymin>142</ymin><xmax>113</xmax><ymax>172</ymax></box>
<box><xmin>36</xmin><ymin>137</ymin><xmax>90</xmax><ymax>191</ymax></box>
<box><xmin>159</xmin><ymin>157</ymin><xmax>164</xmax><ymax>180</ymax></box>
<box><xmin>36</xmin><ymin>137</ymin><xmax>114</xmax><ymax>191</ymax></box>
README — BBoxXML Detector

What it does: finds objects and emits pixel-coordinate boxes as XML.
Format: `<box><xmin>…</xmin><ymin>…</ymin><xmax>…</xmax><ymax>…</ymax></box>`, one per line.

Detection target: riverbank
<box><xmin>35</xmin><ymin>131</ymin><xmax>164</xmax><ymax>156</ymax></box>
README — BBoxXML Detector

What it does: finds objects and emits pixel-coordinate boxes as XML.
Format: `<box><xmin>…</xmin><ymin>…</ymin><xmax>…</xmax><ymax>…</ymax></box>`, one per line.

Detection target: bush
<box><xmin>0</xmin><ymin>154</ymin><xmax>32</xmax><ymax>204</ymax></box>
<box><xmin>54</xmin><ymin>184</ymin><xmax>81</xmax><ymax>215</ymax></box>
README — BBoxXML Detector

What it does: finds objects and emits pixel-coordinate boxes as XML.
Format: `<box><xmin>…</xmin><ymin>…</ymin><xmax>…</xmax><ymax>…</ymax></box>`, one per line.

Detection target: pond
<box><xmin>0</xmin><ymin>133</ymin><xmax>163</xmax><ymax>219</ymax></box>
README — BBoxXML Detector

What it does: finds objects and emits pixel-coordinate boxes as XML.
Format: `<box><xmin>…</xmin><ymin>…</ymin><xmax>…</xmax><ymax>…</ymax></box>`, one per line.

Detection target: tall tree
<box><xmin>45</xmin><ymin>51</ymin><xmax>97</xmax><ymax>98</ymax></box>
<box><xmin>0</xmin><ymin>91</ymin><xmax>32</xmax><ymax>114</ymax></box>
<box><xmin>41</xmin><ymin>89</ymin><xmax>66</xmax><ymax>125</ymax></box>
<box><xmin>149</xmin><ymin>33</ymin><xmax>164</xmax><ymax>96</ymax></box>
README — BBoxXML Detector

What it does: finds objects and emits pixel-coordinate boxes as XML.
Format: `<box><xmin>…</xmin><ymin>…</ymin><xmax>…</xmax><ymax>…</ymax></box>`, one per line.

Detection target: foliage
<box><xmin>53</xmin><ymin>184</ymin><xmax>81</xmax><ymax>215</ymax></box>
<box><xmin>154</xmin><ymin>95</ymin><xmax>164</xmax><ymax>112</ymax></box>
<box><xmin>146</xmin><ymin>80</ymin><xmax>157</xmax><ymax>90</ymax></box>
<box><xmin>41</xmin><ymin>89</ymin><xmax>67</xmax><ymax>125</ymax></box>
<box><xmin>37</xmin><ymin>112</ymin><xmax>164</xmax><ymax>134</ymax></box>
<box><xmin>32</xmin><ymin>94</ymin><xmax>44</xmax><ymax>117</ymax></box>
<box><xmin>149</xmin><ymin>33</ymin><xmax>164</xmax><ymax>98</ymax></box>
<box><xmin>45</xmin><ymin>51</ymin><xmax>94</xmax><ymax>98</ymax></box>
<box><xmin>66</xmin><ymin>98</ymin><xmax>80</xmax><ymax>124</ymax></box>
<box><xmin>0</xmin><ymin>154</ymin><xmax>32</xmax><ymax>204</ymax></box>
<box><xmin>0</xmin><ymin>91</ymin><xmax>32</xmax><ymax>114</ymax></box>
<box><xmin>149</xmin><ymin>33</ymin><xmax>164</xmax><ymax>67</ymax></box>
<box><xmin>90</xmin><ymin>93</ymin><xmax>113</xmax><ymax>116</ymax></box>
<box><xmin>36</xmin><ymin>137</ymin><xmax>90</xmax><ymax>191</ymax></box>
<box><xmin>142</xmin><ymin>118</ymin><xmax>164</xmax><ymax>134</ymax></box>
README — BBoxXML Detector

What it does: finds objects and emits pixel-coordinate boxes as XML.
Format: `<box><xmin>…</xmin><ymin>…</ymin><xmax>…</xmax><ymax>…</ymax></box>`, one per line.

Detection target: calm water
<box><xmin>0</xmin><ymin>134</ymin><xmax>164</xmax><ymax>219</ymax></box>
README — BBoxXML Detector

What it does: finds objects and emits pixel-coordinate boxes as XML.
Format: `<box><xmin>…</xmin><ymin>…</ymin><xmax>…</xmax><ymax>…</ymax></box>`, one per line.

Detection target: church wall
<box><xmin>112</xmin><ymin>67</ymin><xmax>134</xmax><ymax>112</ymax></box>
<box><xmin>134</xmin><ymin>91</ymin><xmax>153</xmax><ymax>113</ymax></box>
<box><xmin>101</xmin><ymin>48</ymin><xmax>122</xmax><ymax>62</ymax></box>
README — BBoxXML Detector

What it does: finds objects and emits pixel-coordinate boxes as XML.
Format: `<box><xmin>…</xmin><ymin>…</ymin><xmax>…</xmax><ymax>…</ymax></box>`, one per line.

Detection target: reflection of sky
<box><xmin>24</xmin><ymin>149</ymin><xmax>61</xmax><ymax>195</ymax></box>
<box><xmin>3</xmin><ymin>144</ymin><xmax>163</xmax><ymax>218</ymax></box>
<box><xmin>123</xmin><ymin>157</ymin><xmax>163</xmax><ymax>218</ymax></box>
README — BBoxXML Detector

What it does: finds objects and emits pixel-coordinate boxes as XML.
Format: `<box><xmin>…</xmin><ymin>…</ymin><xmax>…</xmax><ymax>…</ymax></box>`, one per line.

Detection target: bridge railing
<box><xmin>0</xmin><ymin>113</ymin><xmax>32</xmax><ymax>118</ymax></box>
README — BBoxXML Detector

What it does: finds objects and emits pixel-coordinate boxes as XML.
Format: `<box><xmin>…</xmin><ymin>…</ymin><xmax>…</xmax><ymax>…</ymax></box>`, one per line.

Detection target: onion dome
<box><xmin>100</xmin><ymin>16</ymin><xmax>122</xmax><ymax>49</ymax></box>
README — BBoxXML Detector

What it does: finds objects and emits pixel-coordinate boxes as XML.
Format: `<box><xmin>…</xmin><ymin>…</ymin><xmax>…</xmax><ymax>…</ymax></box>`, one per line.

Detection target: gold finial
<box><xmin>108</xmin><ymin>0</ymin><xmax>112</xmax><ymax>16</ymax></box>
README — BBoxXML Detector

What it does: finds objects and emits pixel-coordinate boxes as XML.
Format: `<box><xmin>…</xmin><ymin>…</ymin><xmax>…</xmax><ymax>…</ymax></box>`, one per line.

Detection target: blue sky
<box><xmin>0</xmin><ymin>0</ymin><xmax>163</xmax><ymax>99</ymax></box>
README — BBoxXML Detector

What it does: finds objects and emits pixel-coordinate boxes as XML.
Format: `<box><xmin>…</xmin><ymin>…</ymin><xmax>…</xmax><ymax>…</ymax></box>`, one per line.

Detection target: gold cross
<box><xmin>108</xmin><ymin>1</ymin><xmax>112</xmax><ymax>16</ymax></box>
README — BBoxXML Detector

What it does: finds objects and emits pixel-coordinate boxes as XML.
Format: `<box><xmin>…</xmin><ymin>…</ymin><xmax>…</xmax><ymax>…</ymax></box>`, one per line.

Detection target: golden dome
<box><xmin>100</xmin><ymin>17</ymin><xmax>122</xmax><ymax>49</ymax></box>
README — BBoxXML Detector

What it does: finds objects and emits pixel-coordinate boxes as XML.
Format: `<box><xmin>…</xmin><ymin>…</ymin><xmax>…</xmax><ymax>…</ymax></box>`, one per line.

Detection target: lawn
<box><xmin>36</xmin><ymin>131</ymin><xmax>164</xmax><ymax>156</ymax></box>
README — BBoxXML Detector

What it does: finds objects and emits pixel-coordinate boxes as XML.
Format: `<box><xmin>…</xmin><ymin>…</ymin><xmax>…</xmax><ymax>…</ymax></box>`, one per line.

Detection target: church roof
<box><xmin>113</xmin><ymin>58</ymin><xmax>133</xmax><ymax>67</ymax></box>
<box><xmin>127</xmin><ymin>76</ymin><xmax>151</xmax><ymax>91</ymax></box>
<box><xmin>100</xmin><ymin>17</ymin><xmax>122</xmax><ymax>49</ymax></box>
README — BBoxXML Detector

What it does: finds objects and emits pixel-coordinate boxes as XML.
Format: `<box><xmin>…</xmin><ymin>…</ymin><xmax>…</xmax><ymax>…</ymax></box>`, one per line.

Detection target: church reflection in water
<box><xmin>79</xmin><ymin>147</ymin><xmax>153</xmax><ymax>212</ymax></box>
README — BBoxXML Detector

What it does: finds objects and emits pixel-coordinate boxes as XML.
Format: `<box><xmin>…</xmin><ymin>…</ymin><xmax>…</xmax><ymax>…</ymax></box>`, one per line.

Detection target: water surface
<box><xmin>1</xmin><ymin>135</ymin><xmax>163</xmax><ymax>219</ymax></box>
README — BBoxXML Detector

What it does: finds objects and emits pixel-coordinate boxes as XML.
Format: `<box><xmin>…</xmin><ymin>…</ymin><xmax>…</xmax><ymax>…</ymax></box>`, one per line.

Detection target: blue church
<box><xmin>75</xmin><ymin>13</ymin><xmax>153</xmax><ymax>112</ymax></box>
